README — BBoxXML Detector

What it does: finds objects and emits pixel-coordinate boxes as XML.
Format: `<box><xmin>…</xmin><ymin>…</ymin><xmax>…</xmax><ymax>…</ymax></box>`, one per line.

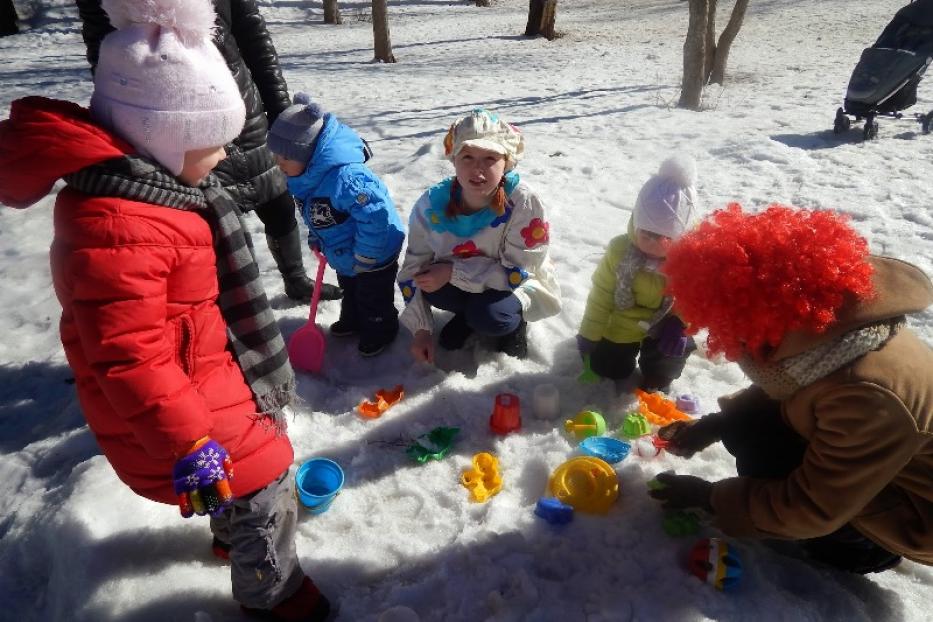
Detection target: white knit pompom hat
<box><xmin>443</xmin><ymin>108</ymin><xmax>525</xmax><ymax>171</ymax></box>
<box><xmin>89</xmin><ymin>0</ymin><xmax>245</xmax><ymax>176</ymax></box>
<box><xmin>633</xmin><ymin>156</ymin><xmax>699</xmax><ymax>240</ymax></box>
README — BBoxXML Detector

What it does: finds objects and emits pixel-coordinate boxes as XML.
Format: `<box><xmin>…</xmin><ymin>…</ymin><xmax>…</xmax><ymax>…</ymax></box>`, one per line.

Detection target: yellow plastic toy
<box><xmin>563</xmin><ymin>409</ymin><xmax>607</xmax><ymax>439</ymax></box>
<box><xmin>461</xmin><ymin>452</ymin><xmax>502</xmax><ymax>502</ymax></box>
<box><xmin>634</xmin><ymin>388</ymin><xmax>692</xmax><ymax>426</ymax></box>
<box><xmin>357</xmin><ymin>385</ymin><xmax>405</xmax><ymax>419</ymax></box>
<box><xmin>547</xmin><ymin>456</ymin><xmax>619</xmax><ymax>514</ymax></box>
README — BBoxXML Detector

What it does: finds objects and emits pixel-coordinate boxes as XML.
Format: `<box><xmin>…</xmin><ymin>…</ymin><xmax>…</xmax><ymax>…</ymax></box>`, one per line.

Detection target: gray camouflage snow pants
<box><xmin>210</xmin><ymin>468</ymin><xmax>305</xmax><ymax>609</ymax></box>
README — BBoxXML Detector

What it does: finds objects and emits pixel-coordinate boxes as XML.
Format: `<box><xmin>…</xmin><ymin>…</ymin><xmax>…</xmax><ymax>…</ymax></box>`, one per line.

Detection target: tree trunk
<box><xmin>525</xmin><ymin>0</ymin><xmax>544</xmax><ymax>36</ymax></box>
<box><xmin>679</xmin><ymin>0</ymin><xmax>709</xmax><ymax>110</ymax></box>
<box><xmin>703</xmin><ymin>0</ymin><xmax>717</xmax><ymax>83</ymax></box>
<box><xmin>372</xmin><ymin>0</ymin><xmax>396</xmax><ymax>63</ymax></box>
<box><xmin>323</xmin><ymin>0</ymin><xmax>342</xmax><ymax>25</ymax></box>
<box><xmin>540</xmin><ymin>0</ymin><xmax>557</xmax><ymax>40</ymax></box>
<box><xmin>709</xmin><ymin>0</ymin><xmax>749</xmax><ymax>85</ymax></box>
<box><xmin>525</xmin><ymin>0</ymin><xmax>557</xmax><ymax>39</ymax></box>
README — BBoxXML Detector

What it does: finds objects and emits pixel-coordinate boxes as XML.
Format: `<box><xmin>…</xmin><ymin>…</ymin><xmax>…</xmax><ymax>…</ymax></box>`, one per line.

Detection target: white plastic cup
<box><xmin>532</xmin><ymin>384</ymin><xmax>560</xmax><ymax>419</ymax></box>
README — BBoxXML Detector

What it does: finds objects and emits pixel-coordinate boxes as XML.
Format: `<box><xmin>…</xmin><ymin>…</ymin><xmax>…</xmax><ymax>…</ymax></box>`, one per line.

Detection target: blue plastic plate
<box><xmin>579</xmin><ymin>436</ymin><xmax>631</xmax><ymax>464</ymax></box>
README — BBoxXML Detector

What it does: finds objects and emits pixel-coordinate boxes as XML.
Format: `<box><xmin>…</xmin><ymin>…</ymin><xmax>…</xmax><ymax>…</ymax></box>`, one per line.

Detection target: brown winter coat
<box><xmin>710</xmin><ymin>257</ymin><xmax>933</xmax><ymax>565</ymax></box>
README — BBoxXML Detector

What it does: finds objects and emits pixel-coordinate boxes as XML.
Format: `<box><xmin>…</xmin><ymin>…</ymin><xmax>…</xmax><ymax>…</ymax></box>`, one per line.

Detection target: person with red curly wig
<box><xmin>648</xmin><ymin>204</ymin><xmax>933</xmax><ymax>573</ymax></box>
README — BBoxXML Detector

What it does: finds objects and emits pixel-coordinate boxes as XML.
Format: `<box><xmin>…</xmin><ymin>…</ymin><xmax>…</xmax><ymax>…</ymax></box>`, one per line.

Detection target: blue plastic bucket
<box><xmin>295</xmin><ymin>458</ymin><xmax>344</xmax><ymax>514</ymax></box>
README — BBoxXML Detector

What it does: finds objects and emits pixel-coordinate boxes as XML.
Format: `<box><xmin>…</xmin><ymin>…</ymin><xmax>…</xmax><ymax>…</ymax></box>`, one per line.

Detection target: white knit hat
<box><xmin>633</xmin><ymin>156</ymin><xmax>699</xmax><ymax>240</ymax></box>
<box><xmin>444</xmin><ymin>108</ymin><xmax>524</xmax><ymax>171</ymax></box>
<box><xmin>89</xmin><ymin>0</ymin><xmax>245</xmax><ymax>176</ymax></box>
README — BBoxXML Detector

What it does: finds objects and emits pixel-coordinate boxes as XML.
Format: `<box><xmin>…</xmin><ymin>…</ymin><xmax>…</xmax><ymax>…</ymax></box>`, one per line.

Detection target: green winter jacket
<box><xmin>578</xmin><ymin>232</ymin><xmax>668</xmax><ymax>344</ymax></box>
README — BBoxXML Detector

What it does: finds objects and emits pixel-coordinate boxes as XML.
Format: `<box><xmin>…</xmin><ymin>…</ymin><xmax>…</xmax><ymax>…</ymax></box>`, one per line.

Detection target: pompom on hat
<box><xmin>443</xmin><ymin>108</ymin><xmax>524</xmax><ymax>171</ymax></box>
<box><xmin>266</xmin><ymin>92</ymin><xmax>326</xmax><ymax>164</ymax></box>
<box><xmin>663</xmin><ymin>204</ymin><xmax>876</xmax><ymax>361</ymax></box>
<box><xmin>89</xmin><ymin>0</ymin><xmax>245</xmax><ymax>176</ymax></box>
<box><xmin>633</xmin><ymin>156</ymin><xmax>698</xmax><ymax>240</ymax></box>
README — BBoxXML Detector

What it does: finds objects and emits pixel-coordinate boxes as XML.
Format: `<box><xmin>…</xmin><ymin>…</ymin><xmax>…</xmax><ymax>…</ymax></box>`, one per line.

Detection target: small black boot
<box><xmin>439</xmin><ymin>314</ymin><xmax>473</xmax><ymax>350</ymax></box>
<box><xmin>496</xmin><ymin>320</ymin><xmax>527</xmax><ymax>359</ymax></box>
<box><xmin>266</xmin><ymin>229</ymin><xmax>341</xmax><ymax>302</ymax></box>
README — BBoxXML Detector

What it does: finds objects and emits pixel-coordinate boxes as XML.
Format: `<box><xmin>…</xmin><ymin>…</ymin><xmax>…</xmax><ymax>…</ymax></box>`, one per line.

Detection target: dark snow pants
<box><xmin>589</xmin><ymin>336</ymin><xmax>695</xmax><ymax>389</ymax></box>
<box><xmin>336</xmin><ymin>260</ymin><xmax>400</xmax><ymax>347</ymax></box>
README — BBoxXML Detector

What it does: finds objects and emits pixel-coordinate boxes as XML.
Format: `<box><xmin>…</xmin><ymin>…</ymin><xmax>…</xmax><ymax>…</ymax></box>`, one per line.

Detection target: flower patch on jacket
<box><xmin>521</xmin><ymin>218</ymin><xmax>549</xmax><ymax>248</ymax></box>
<box><xmin>506</xmin><ymin>266</ymin><xmax>529</xmax><ymax>289</ymax></box>
<box><xmin>398</xmin><ymin>279</ymin><xmax>417</xmax><ymax>303</ymax></box>
<box><xmin>452</xmin><ymin>241</ymin><xmax>483</xmax><ymax>258</ymax></box>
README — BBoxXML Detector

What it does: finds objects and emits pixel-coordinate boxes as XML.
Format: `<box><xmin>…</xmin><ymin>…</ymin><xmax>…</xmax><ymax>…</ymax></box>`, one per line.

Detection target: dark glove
<box><xmin>575</xmin><ymin>334</ymin><xmax>598</xmax><ymax>357</ymax></box>
<box><xmin>658</xmin><ymin>415</ymin><xmax>724</xmax><ymax>458</ymax></box>
<box><xmin>654</xmin><ymin>315</ymin><xmax>689</xmax><ymax>357</ymax></box>
<box><xmin>172</xmin><ymin>437</ymin><xmax>234</xmax><ymax>518</ymax></box>
<box><xmin>648</xmin><ymin>471</ymin><xmax>713</xmax><ymax>512</ymax></box>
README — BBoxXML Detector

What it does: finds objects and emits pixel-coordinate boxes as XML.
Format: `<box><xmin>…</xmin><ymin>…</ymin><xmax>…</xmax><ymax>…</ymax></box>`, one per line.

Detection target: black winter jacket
<box><xmin>75</xmin><ymin>0</ymin><xmax>292</xmax><ymax>212</ymax></box>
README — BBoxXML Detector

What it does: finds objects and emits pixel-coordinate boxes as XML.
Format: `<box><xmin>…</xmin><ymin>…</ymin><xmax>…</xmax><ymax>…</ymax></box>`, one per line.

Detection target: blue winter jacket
<box><xmin>285</xmin><ymin>114</ymin><xmax>405</xmax><ymax>277</ymax></box>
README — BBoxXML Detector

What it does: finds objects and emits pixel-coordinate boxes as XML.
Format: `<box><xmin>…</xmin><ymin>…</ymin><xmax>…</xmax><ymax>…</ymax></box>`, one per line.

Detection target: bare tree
<box><xmin>524</xmin><ymin>0</ymin><xmax>558</xmax><ymax>40</ymax></box>
<box><xmin>679</xmin><ymin>0</ymin><xmax>750</xmax><ymax>109</ymax></box>
<box><xmin>679</xmin><ymin>0</ymin><xmax>709</xmax><ymax>110</ymax></box>
<box><xmin>372</xmin><ymin>0</ymin><xmax>395</xmax><ymax>63</ymax></box>
<box><xmin>323</xmin><ymin>0</ymin><xmax>342</xmax><ymax>25</ymax></box>
<box><xmin>709</xmin><ymin>0</ymin><xmax>749</xmax><ymax>84</ymax></box>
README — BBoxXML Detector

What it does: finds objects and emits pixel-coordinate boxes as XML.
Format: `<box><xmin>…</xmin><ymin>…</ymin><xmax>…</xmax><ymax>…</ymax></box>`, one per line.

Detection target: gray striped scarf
<box><xmin>614</xmin><ymin>238</ymin><xmax>674</xmax><ymax>332</ymax></box>
<box><xmin>64</xmin><ymin>155</ymin><xmax>294</xmax><ymax>432</ymax></box>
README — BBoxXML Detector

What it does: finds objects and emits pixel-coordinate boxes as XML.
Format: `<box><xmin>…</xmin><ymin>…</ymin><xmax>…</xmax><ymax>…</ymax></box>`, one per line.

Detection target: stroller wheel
<box><xmin>834</xmin><ymin>107</ymin><xmax>851</xmax><ymax>134</ymax></box>
<box><xmin>922</xmin><ymin>112</ymin><xmax>933</xmax><ymax>134</ymax></box>
<box><xmin>863</xmin><ymin>119</ymin><xmax>879</xmax><ymax>141</ymax></box>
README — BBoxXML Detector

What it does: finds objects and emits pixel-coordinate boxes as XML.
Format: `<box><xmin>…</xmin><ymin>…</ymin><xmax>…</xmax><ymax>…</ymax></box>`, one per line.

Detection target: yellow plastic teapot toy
<box><xmin>547</xmin><ymin>456</ymin><xmax>619</xmax><ymax>514</ymax></box>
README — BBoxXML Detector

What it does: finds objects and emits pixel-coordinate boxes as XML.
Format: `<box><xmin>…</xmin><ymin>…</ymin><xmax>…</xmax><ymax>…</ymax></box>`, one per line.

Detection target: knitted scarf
<box><xmin>614</xmin><ymin>239</ymin><xmax>673</xmax><ymax>331</ymax></box>
<box><xmin>64</xmin><ymin>155</ymin><xmax>295</xmax><ymax>431</ymax></box>
<box><xmin>738</xmin><ymin>320</ymin><xmax>902</xmax><ymax>400</ymax></box>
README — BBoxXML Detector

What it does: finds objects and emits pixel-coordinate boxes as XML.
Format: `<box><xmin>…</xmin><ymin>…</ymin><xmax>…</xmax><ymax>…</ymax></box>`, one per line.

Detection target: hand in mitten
<box><xmin>647</xmin><ymin>471</ymin><xmax>713</xmax><ymax>512</ymax></box>
<box><xmin>655</xmin><ymin>315</ymin><xmax>689</xmax><ymax>357</ymax></box>
<box><xmin>658</xmin><ymin>414</ymin><xmax>724</xmax><ymax>458</ymax></box>
<box><xmin>173</xmin><ymin>437</ymin><xmax>234</xmax><ymax>518</ymax></box>
<box><xmin>575</xmin><ymin>334</ymin><xmax>598</xmax><ymax>358</ymax></box>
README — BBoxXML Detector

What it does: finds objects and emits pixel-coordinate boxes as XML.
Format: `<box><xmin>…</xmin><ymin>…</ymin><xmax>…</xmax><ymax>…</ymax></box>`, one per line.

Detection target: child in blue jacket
<box><xmin>268</xmin><ymin>93</ymin><xmax>405</xmax><ymax>356</ymax></box>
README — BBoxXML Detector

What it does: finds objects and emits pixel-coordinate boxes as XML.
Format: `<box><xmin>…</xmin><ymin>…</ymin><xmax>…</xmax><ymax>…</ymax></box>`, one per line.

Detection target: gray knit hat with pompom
<box><xmin>267</xmin><ymin>92</ymin><xmax>325</xmax><ymax>164</ymax></box>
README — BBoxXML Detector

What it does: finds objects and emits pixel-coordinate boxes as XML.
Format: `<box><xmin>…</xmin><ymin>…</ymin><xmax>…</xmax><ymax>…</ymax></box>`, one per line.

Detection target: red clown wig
<box><xmin>663</xmin><ymin>203</ymin><xmax>875</xmax><ymax>361</ymax></box>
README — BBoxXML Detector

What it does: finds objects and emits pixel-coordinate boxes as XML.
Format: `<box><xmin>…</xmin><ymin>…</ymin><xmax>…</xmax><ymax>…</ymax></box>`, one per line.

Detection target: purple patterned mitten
<box><xmin>172</xmin><ymin>438</ymin><xmax>234</xmax><ymax>518</ymax></box>
<box><xmin>655</xmin><ymin>315</ymin><xmax>689</xmax><ymax>358</ymax></box>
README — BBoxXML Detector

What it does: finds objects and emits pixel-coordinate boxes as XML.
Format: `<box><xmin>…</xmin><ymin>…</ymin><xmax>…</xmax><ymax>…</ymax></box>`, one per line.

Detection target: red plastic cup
<box><xmin>490</xmin><ymin>393</ymin><xmax>521</xmax><ymax>435</ymax></box>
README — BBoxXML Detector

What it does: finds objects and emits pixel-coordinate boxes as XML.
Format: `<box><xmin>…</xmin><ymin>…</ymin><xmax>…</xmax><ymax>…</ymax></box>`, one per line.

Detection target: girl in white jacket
<box><xmin>398</xmin><ymin>109</ymin><xmax>561</xmax><ymax>362</ymax></box>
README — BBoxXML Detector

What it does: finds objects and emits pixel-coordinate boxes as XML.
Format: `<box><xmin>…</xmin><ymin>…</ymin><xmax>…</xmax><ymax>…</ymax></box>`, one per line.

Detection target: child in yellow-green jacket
<box><xmin>576</xmin><ymin>157</ymin><xmax>698</xmax><ymax>392</ymax></box>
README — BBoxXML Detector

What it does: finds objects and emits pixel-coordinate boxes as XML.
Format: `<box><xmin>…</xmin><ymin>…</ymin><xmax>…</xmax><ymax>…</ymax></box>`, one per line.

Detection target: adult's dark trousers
<box><xmin>718</xmin><ymin>404</ymin><xmax>901</xmax><ymax>574</ymax></box>
<box><xmin>253</xmin><ymin>191</ymin><xmax>299</xmax><ymax>239</ymax></box>
<box><xmin>0</xmin><ymin>0</ymin><xmax>18</xmax><ymax>36</ymax></box>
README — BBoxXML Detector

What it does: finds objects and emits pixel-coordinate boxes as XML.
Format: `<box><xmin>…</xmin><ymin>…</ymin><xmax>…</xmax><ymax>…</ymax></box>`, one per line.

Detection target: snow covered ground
<box><xmin>1</xmin><ymin>1</ymin><xmax>932</xmax><ymax>620</ymax></box>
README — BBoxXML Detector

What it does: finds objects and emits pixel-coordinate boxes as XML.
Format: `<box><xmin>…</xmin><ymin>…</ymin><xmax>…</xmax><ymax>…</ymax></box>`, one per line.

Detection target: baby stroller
<box><xmin>834</xmin><ymin>0</ymin><xmax>933</xmax><ymax>140</ymax></box>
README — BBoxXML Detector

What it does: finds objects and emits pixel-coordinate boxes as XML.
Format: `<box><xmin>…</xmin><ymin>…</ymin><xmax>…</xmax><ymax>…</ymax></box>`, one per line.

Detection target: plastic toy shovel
<box><xmin>288</xmin><ymin>250</ymin><xmax>327</xmax><ymax>374</ymax></box>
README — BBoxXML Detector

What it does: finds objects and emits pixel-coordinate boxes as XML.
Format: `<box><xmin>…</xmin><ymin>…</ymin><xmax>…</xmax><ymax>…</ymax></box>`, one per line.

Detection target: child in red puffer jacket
<box><xmin>0</xmin><ymin>1</ymin><xmax>329</xmax><ymax>620</ymax></box>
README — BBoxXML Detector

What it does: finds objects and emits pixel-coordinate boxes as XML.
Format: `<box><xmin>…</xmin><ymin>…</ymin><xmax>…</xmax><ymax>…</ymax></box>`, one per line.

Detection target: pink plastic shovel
<box><xmin>288</xmin><ymin>249</ymin><xmax>328</xmax><ymax>374</ymax></box>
